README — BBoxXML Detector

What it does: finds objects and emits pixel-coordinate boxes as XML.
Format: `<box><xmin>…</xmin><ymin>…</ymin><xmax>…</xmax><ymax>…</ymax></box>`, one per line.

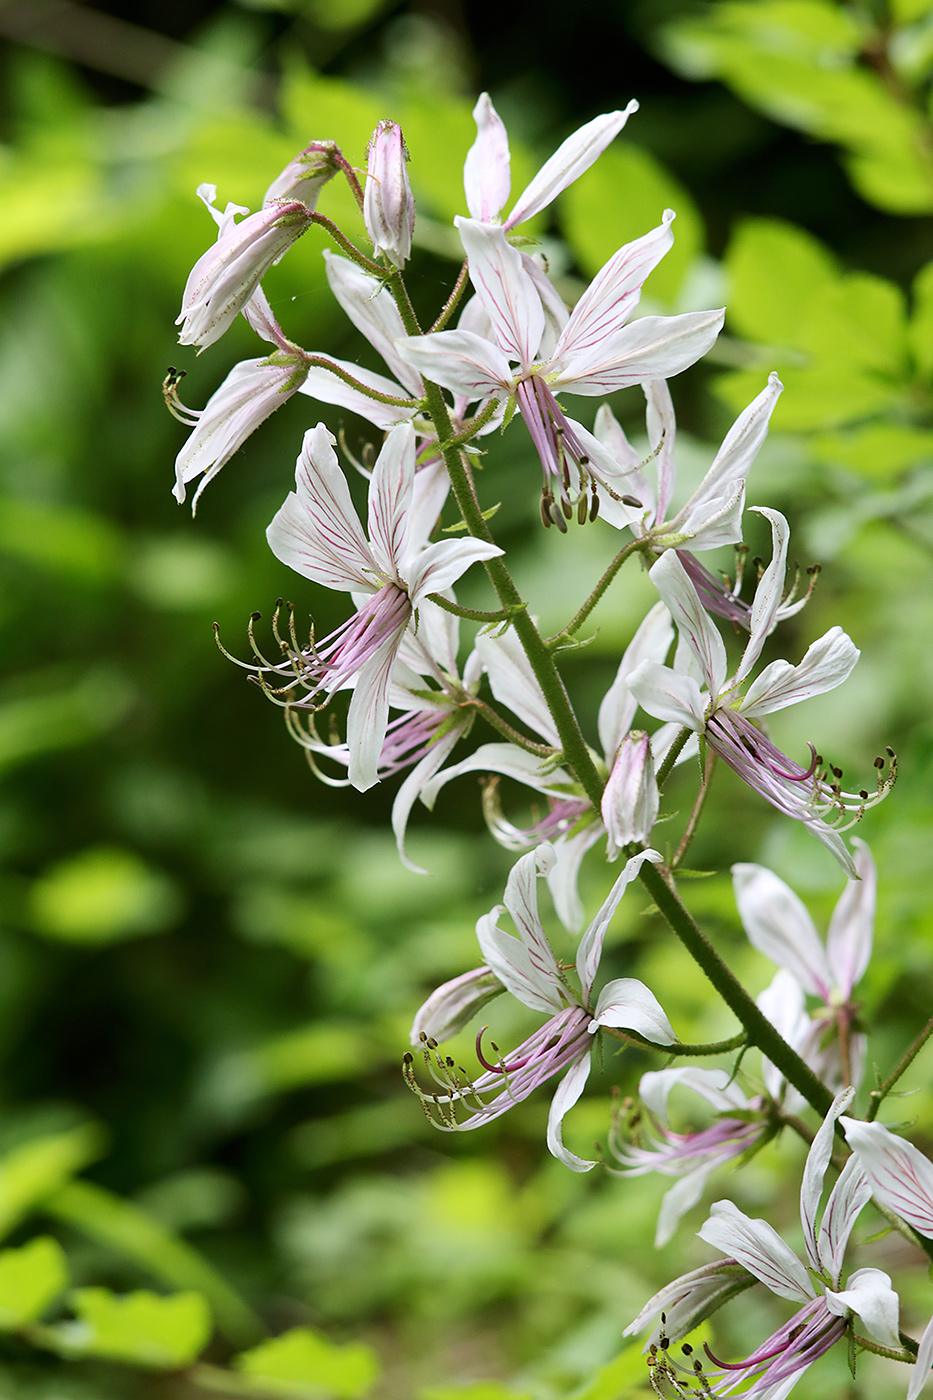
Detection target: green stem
<box><xmin>304</xmin><ymin>356</ymin><xmax>422</xmax><ymax>408</ymax></box>
<box><xmin>427</xmin><ymin>593</ymin><xmax>525</xmax><ymax>624</ymax></box>
<box><xmin>655</xmin><ymin>727</ymin><xmax>691</xmax><ymax>787</ymax></box>
<box><xmin>431</xmin><ymin>259</ymin><xmax>470</xmax><ymax>332</ymax></box>
<box><xmin>672</xmin><ymin>749</ymin><xmax>716</xmax><ymax>870</ymax></box>
<box><xmin>309</xmin><ymin>213</ymin><xmax>383</xmax><ymax>272</ymax></box>
<box><xmin>867</xmin><ymin>1015</ymin><xmax>933</xmax><ymax>1121</ymax></box>
<box><xmin>468</xmin><ymin>698</ymin><xmax>555</xmax><ymax>756</ymax></box>
<box><xmin>603</xmin><ymin>1027</ymin><xmax>746</xmax><ymax>1057</ymax></box>
<box><xmin>549</xmin><ymin>537</ymin><xmax>644</xmax><ymax>643</ymax></box>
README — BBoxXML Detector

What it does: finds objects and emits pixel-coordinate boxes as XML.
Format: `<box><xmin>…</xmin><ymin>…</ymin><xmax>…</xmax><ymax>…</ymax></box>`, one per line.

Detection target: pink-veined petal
<box><xmin>800</xmin><ymin>1087</ymin><xmax>856</xmax><ymax>1271</ymax></box>
<box><xmin>669</xmin><ymin>485</ymin><xmax>745</xmax><ymax>551</ymax></box>
<box><xmin>347</xmin><ymin>628</ymin><xmax>408</xmax><ymax>791</ymax></box>
<box><xmin>550</xmin><ymin>309</ymin><xmax>724</xmax><ymax>395</ymax></box>
<box><xmin>626</xmin><ymin>659</ymin><xmax>706</xmax><ymax>731</ymax></box>
<box><xmin>405</xmin><ymin>535</ymin><xmax>503</xmax><ymax>605</ymax></box>
<box><xmin>392</xmin><ymin>724</ymin><xmax>465</xmax><ymax>874</ymax></box>
<box><xmin>739</xmin><ymin>627</ymin><xmax>859</xmax><ymax>717</ymax></box>
<box><xmin>323</xmin><ymin>251</ymin><xmax>422</xmax><ymax>394</ymax></box>
<box><xmin>576</xmin><ymin>851</ymin><xmax>662</xmax><ymax>998</ymax></box>
<box><xmin>464</xmin><ymin>93</ymin><xmax>511</xmax><ymax>222</ymax></box>
<box><xmin>397</xmin><ymin>328</ymin><xmax>514</xmax><ymax>399</ymax></box>
<box><xmin>825</xmin><ymin>1268</ymin><xmax>900</xmax><ymax>1349</ymax></box>
<box><xmin>656</xmin><ymin>1167</ymin><xmax>716</xmax><ymax>1248</ymax></box>
<box><xmin>546</xmin><ymin>822</ymin><xmax>604</xmax><ymax>935</ymax></box>
<box><xmin>644</xmin><ymin>378</ymin><xmax>677</xmax><ymax>525</ymax></box>
<box><xmin>456</xmin><ymin>217</ymin><xmax>545</xmax><ymax>367</ymax></box>
<box><xmin>732</xmin><ymin>863</ymin><xmax>831</xmax><ymax>1000</ymax></box>
<box><xmin>734</xmin><ymin>508</ymin><xmax>790</xmax><ymax>685</ymax></box>
<box><xmin>552</xmin><ymin>212</ymin><xmax>675</xmax><ymax>368</ymax></box>
<box><xmin>476</xmin><ymin>846</ymin><xmax>564</xmax><ymax>1013</ymax></box>
<box><xmin>267</xmin><ymin>425</ymin><xmax>376</xmax><ymax>590</ymax></box>
<box><xmin>649</xmin><ymin>550</ymin><xmax>728</xmax><ymax>698</ymax></box>
<box><xmin>675</xmin><ymin>373</ymin><xmax>783</xmax><ymax>527</ymax></box>
<box><xmin>477</xmin><ymin>624</ymin><xmax>560</xmax><ymax>747</ymax></box>
<box><xmin>826</xmin><ymin>839</ymin><xmax>875</xmax><ymax>999</ymax></box>
<box><xmin>639</xmin><ymin>1067</ymin><xmax>750</xmax><ymax>1127</ymax></box>
<box><xmin>409</xmin><ymin>966</ymin><xmax>502</xmax><ymax>1045</ymax></box>
<box><xmin>591</xmin><ymin>975</ymin><xmax>677</xmax><ymax>1044</ymax></box>
<box><xmin>817</xmin><ymin>1155</ymin><xmax>871</xmax><ymax>1283</ymax></box>
<box><xmin>698</xmin><ymin>1201</ymin><xmax>814</xmax><ymax>1302</ymax></box>
<box><xmin>505</xmin><ymin>102</ymin><xmax>638</xmax><ymax>228</ymax></box>
<box><xmin>419</xmin><ymin>743</ymin><xmax>574</xmax><ymax>810</ymax></box>
<box><xmin>841</xmin><ymin>1117</ymin><xmax>933</xmax><ymax>1237</ymax></box>
<box><xmin>546</xmin><ymin>1053</ymin><xmax>595</xmax><ymax>1171</ymax></box>
<box><xmin>368</xmin><ymin>423</ymin><xmax>415</xmax><ymax>575</ymax></box>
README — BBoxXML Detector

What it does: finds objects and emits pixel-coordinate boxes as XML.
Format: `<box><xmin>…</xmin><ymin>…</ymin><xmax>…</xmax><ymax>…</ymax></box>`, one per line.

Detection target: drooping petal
<box><xmin>505</xmin><ymin>102</ymin><xmax>639</xmax><ymax>228</ymax></box>
<box><xmin>639</xmin><ymin>1066</ymin><xmax>752</xmax><ymax>1127</ymax></box>
<box><xmin>550</xmin><ymin>309</ymin><xmax>724</xmax><ymax>395</ymax></box>
<box><xmin>841</xmin><ymin>1117</ymin><xmax>933</xmax><ymax>1237</ymax></box>
<box><xmin>392</xmin><ymin>723</ymin><xmax>465</xmax><ymax>874</ymax></box>
<box><xmin>623</xmin><ymin>1259</ymin><xmax>756</xmax><ymax>1345</ymax></box>
<box><xmin>655</xmin><ymin>1167</ymin><xmax>716</xmax><ymax>1249</ymax></box>
<box><xmin>456</xmin><ymin>217</ymin><xmax>546</xmax><ymax>368</ymax></box>
<box><xmin>346</xmin><ymin>624</ymin><xmax>410</xmax><ymax>790</ymax></box>
<box><xmin>591</xmin><ymin>976</ymin><xmax>677</xmax><ymax>1045</ymax></box>
<box><xmin>649</xmin><ymin>550</ymin><xmax>728</xmax><ymax>698</ymax></box>
<box><xmin>800</xmin><ymin>1087</ymin><xmax>856</xmax><ymax>1272</ymax></box>
<box><xmin>756</xmin><ymin>969</ymin><xmax>810</xmax><ymax>1109</ymax></box>
<box><xmin>546</xmin><ymin>1053</ymin><xmax>595</xmax><ymax>1171</ymax></box>
<box><xmin>667</xmin><ymin>485</ymin><xmax>745</xmax><ymax>552</ymax></box>
<box><xmin>576</xmin><ymin>850</ymin><xmax>662</xmax><ymax>998</ymax></box>
<box><xmin>732</xmin><ymin>863</ymin><xmax>831</xmax><ymax>1000</ymax></box>
<box><xmin>405</xmin><ymin>535</ymin><xmax>504</xmax><ymax>605</ymax></box>
<box><xmin>545</xmin><ymin>822</ymin><xmax>604</xmax><ymax>935</ymax></box>
<box><xmin>601</xmin><ymin>733</ymin><xmax>659</xmax><ymax>859</ymax></box>
<box><xmin>551</xmin><ymin>213</ymin><xmax>676</xmax><ymax>368</ymax></box>
<box><xmin>464</xmin><ymin>93</ymin><xmax>511</xmax><ymax>222</ymax></box>
<box><xmin>826</xmin><ymin>839</ymin><xmax>875</xmax><ymax>999</ymax></box>
<box><xmin>739</xmin><ymin>627</ymin><xmax>860</xmax><ymax>718</ymax></box>
<box><xmin>734</xmin><ymin>507</ymin><xmax>791</xmax><ymax>685</ymax></box>
<box><xmin>698</xmin><ymin>1200</ymin><xmax>814</xmax><ymax>1303</ymax></box>
<box><xmin>824</xmin><ymin>1268</ymin><xmax>900</xmax><ymax>1349</ymax></box>
<box><xmin>419</xmin><ymin>743</ymin><xmax>574</xmax><ymax>810</ymax></box>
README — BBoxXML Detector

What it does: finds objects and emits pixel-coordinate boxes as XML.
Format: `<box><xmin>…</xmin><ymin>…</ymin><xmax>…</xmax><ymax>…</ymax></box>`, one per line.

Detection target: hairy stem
<box><xmin>549</xmin><ymin>537</ymin><xmax>644</xmax><ymax>643</ymax></box>
<box><xmin>867</xmin><ymin>1014</ymin><xmax>933</xmax><ymax>1121</ymax></box>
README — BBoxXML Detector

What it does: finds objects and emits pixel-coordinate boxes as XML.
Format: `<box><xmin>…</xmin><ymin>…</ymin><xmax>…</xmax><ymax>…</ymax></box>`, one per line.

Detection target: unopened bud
<box><xmin>264</xmin><ymin>140</ymin><xmax>342</xmax><ymax>207</ymax></box>
<box><xmin>364</xmin><ymin>120</ymin><xmax>415</xmax><ymax>268</ymax></box>
<box><xmin>601</xmin><ymin>730</ymin><xmax>658</xmax><ymax>858</ymax></box>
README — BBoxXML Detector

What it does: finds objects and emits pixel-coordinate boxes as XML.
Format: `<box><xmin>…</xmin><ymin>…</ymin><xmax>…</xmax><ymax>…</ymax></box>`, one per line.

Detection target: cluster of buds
<box><xmin>168</xmin><ymin>95</ymin><xmax>931</xmax><ymax>1400</ymax></box>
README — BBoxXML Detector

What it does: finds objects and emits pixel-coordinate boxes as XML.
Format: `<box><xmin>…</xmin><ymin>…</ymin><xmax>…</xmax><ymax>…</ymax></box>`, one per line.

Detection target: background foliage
<box><xmin>0</xmin><ymin>0</ymin><xmax>932</xmax><ymax>1395</ymax></box>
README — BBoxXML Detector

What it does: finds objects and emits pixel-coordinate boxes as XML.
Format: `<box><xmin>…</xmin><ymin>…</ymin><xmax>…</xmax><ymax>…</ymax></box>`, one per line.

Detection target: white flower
<box><xmin>405</xmin><ymin>843</ymin><xmax>672</xmax><ymax>1170</ymax></box>
<box><xmin>364</xmin><ymin>120</ymin><xmax>415</xmax><ymax>268</ymax></box>
<box><xmin>264</xmin><ymin>422</ymin><xmax>500</xmax><ymax>790</ymax></box>
<box><xmin>841</xmin><ymin>1116</ymin><xmax>933</xmax><ymax>1239</ymax></box>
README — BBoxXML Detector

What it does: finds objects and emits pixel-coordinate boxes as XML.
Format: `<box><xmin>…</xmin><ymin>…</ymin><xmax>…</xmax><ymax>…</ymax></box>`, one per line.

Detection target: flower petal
<box><xmin>908</xmin><ymin>1309</ymin><xmax>933</xmax><ymax>1400</ymax></box>
<box><xmin>598</xmin><ymin>602</ymin><xmax>674</xmax><ymax>760</ymax></box>
<box><xmin>506</xmin><ymin>102</ymin><xmax>638</xmax><ymax>228</ymax></box>
<box><xmin>476</xmin><ymin>846</ymin><xmax>565</xmax><ymax>1013</ymax></box>
<box><xmin>626</xmin><ymin>659</ymin><xmax>706</xmax><ymax>731</ymax></box>
<box><xmin>739</xmin><ymin>626</ymin><xmax>859</xmax><ymax>717</ymax></box>
<box><xmin>591</xmin><ymin>974</ymin><xmax>676</xmax><ymax>1045</ymax></box>
<box><xmin>576</xmin><ymin>851</ymin><xmax>662</xmax><ymax>998</ymax></box>
<box><xmin>456</xmin><ymin>217</ymin><xmax>545</xmax><ymax>367</ymax></box>
<box><xmin>842</xmin><ymin>1117</ymin><xmax>933</xmax><ymax>1237</ymax></box>
<box><xmin>649</xmin><ymin>550</ymin><xmax>728</xmax><ymax>698</ymax></box>
<box><xmin>698</xmin><ymin>1200</ymin><xmax>814</xmax><ymax>1302</ymax></box>
<box><xmin>550</xmin><ymin>309</ymin><xmax>724</xmax><ymax>395</ymax></box>
<box><xmin>817</xmin><ymin>1155</ymin><xmax>871</xmax><ymax>1283</ymax></box>
<box><xmin>825</xmin><ymin>1268</ymin><xmax>900</xmax><ymax>1349</ymax></box>
<box><xmin>397</xmin><ymin>328</ymin><xmax>514</xmax><ymax>399</ymax></box>
<box><xmin>410</xmin><ymin>966</ymin><xmax>503</xmax><ymax>1045</ymax></box>
<box><xmin>464</xmin><ymin>93</ymin><xmax>511</xmax><ymax>222</ymax></box>
<box><xmin>732</xmin><ymin>863</ymin><xmax>831</xmax><ymax>1000</ymax></box>
<box><xmin>477</xmin><ymin>626</ymin><xmax>560</xmax><ymax>747</ymax></box>
<box><xmin>825</xmin><ymin>839</ymin><xmax>875</xmax><ymax>999</ymax></box>
<box><xmin>800</xmin><ymin>1087</ymin><xmax>856</xmax><ymax>1272</ymax></box>
<box><xmin>546</xmin><ymin>1053</ymin><xmax>595</xmax><ymax>1171</ymax></box>
<box><xmin>367</xmin><ymin>423</ymin><xmax>414</xmax><ymax>574</ymax></box>
<box><xmin>676</xmin><ymin>372</ymin><xmax>782</xmax><ymax>528</ymax></box>
<box><xmin>324</xmin><ymin>251</ymin><xmax>422</xmax><ymax>394</ymax></box>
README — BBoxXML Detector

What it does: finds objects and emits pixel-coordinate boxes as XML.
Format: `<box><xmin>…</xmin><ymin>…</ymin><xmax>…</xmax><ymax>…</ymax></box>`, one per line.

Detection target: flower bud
<box><xmin>263</xmin><ymin>140</ymin><xmax>342</xmax><ymax>207</ymax></box>
<box><xmin>601</xmin><ymin>730</ymin><xmax>658</xmax><ymax>859</ymax></box>
<box><xmin>363</xmin><ymin>120</ymin><xmax>415</xmax><ymax>268</ymax></box>
<box><xmin>409</xmin><ymin>967</ymin><xmax>502</xmax><ymax>1046</ymax></box>
<box><xmin>177</xmin><ymin>200</ymin><xmax>313</xmax><ymax>350</ymax></box>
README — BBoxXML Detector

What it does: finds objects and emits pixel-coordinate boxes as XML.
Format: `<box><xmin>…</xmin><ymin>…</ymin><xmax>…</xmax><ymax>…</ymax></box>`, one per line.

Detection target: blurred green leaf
<box><xmin>28</xmin><ymin>846</ymin><xmax>183</xmax><ymax>945</ymax></box>
<box><xmin>910</xmin><ymin>258</ymin><xmax>933</xmax><ymax>383</ymax></box>
<box><xmin>234</xmin><ymin>1327</ymin><xmax>380</xmax><ymax>1398</ymax></box>
<box><xmin>561</xmin><ymin>145</ymin><xmax>703</xmax><ymax>305</ymax></box>
<box><xmin>421</xmin><ymin>1387</ymin><xmax>534</xmax><ymax>1400</ymax></box>
<box><xmin>44</xmin><ymin>1179</ymin><xmax>263</xmax><ymax>1347</ymax></box>
<box><xmin>725</xmin><ymin>217</ymin><xmax>836</xmax><ymax>345</ymax></box>
<box><xmin>129</xmin><ymin>534</ymin><xmax>238</xmax><ymax>611</ymax></box>
<box><xmin>0</xmin><ymin>670</ymin><xmax>133</xmax><ymax>775</ymax></box>
<box><xmin>0</xmin><ymin>498</ymin><xmax>124</xmax><ymax>583</ymax></box>
<box><xmin>59</xmin><ymin>1287</ymin><xmax>210</xmax><ymax>1368</ymax></box>
<box><xmin>0</xmin><ymin>1125</ymin><xmax>103</xmax><ymax>1241</ymax></box>
<box><xmin>809</xmin><ymin>423</ymin><xmax>933</xmax><ymax>478</ymax></box>
<box><xmin>0</xmin><ymin>1237</ymin><xmax>68</xmax><ymax>1328</ymax></box>
<box><xmin>658</xmin><ymin>0</ymin><xmax>933</xmax><ymax>212</ymax></box>
<box><xmin>246</xmin><ymin>1023</ymin><xmax>376</xmax><ymax>1092</ymax></box>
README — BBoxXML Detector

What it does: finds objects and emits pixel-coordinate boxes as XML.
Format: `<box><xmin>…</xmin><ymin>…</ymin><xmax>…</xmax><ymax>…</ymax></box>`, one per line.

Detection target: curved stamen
<box><xmin>475</xmin><ymin>1025</ymin><xmax>532</xmax><ymax>1075</ymax></box>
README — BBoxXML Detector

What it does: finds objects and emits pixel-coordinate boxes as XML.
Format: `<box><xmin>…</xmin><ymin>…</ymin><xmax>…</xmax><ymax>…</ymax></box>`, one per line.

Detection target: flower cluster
<box><xmin>169</xmin><ymin>94</ymin><xmax>931</xmax><ymax>1400</ymax></box>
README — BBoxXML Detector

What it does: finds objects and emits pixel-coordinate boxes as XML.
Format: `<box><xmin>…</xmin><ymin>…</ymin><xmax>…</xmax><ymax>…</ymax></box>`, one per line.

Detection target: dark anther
<box><xmin>403</xmin><ymin>1052</ymin><xmax>413</xmax><ymax>1064</ymax></box>
<box><xmin>589</xmin><ymin>490</ymin><xmax>600</xmax><ymax>523</ymax></box>
<box><xmin>561</xmin><ymin>495</ymin><xmax>573</xmax><ymax>520</ymax></box>
<box><xmin>579</xmin><ymin>454</ymin><xmax>589</xmax><ymax>467</ymax></box>
<box><xmin>831</xmin><ymin>766</ymin><xmax>843</xmax><ymax>779</ymax></box>
<box><xmin>251</xmin><ymin>611</ymin><xmax>262</xmax><ymax>621</ymax></box>
<box><xmin>860</xmin><ymin>789</ymin><xmax>869</xmax><ymax>799</ymax></box>
<box><xmin>874</xmin><ymin>756</ymin><xmax>884</xmax><ymax>768</ymax></box>
<box><xmin>682</xmin><ymin>1344</ymin><xmax>693</xmax><ymax>1356</ymax></box>
<box><xmin>621</xmin><ymin>494</ymin><xmax>643</xmax><ymax>508</ymax></box>
<box><xmin>577</xmin><ymin>494</ymin><xmax>588</xmax><ymax>526</ymax></box>
<box><xmin>887</xmin><ymin>746</ymin><xmax>895</xmax><ymax>757</ymax></box>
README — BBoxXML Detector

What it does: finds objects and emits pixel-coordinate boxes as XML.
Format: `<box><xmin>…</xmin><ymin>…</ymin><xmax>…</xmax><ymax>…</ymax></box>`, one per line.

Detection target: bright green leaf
<box><xmin>29</xmin><ymin>847</ymin><xmax>183</xmax><ymax>945</ymax></box>
<box><xmin>235</xmin><ymin>1327</ymin><xmax>380</xmax><ymax>1398</ymax></box>
<box><xmin>62</xmin><ymin>1287</ymin><xmax>211</xmax><ymax>1369</ymax></box>
<box><xmin>0</xmin><ymin>1125</ymin><xmax>103</xmax><ymax>1241</ymax></box>
<box><xmin>44</xmin><ymin>1179</ymin><xmax>263</xmax><ymax>1347</ymax></box>
<box><xmin>725</xmin><ymin>217</ymin><xmax>836</xmax><ymax>345</ymax></box>
<box><xmin>0</xmin><ymin>498</ymin><xmax>124</xmax><ymax>584</ymax></box>
<box><xmin>561</xmin><ymin>145</ymin><xmax>703</xmax><ymax>305</ymax></box>
<box><xmin>0</xmin><ymin>1237</ymin><xmax>68</xmax><ymax>1328</ymax></box>
<box><xmin>0</xmin><ymin>669</ymin><xmax>133</xmax><ymax>775</ymax></box>
<box><xmin>798</xmin><ymin>273</ymin><xmax>908</xmax><ymax>377</ymax></box>
<box><xmin>910</xmin><ymin>259</ymin><xmax>933</xmax><ymax>381</ymax></box>
<box><xmin>715</xmin><ymin>363</ymin><xmax>901</xmax><ymax>431</ymax></box>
